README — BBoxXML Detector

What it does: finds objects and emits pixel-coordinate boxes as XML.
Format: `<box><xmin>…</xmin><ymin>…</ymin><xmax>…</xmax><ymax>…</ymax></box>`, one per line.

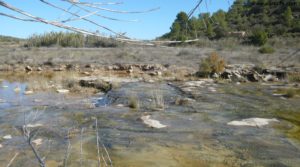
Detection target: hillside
<box><xmin>161</xmin><ymin>0</ymin><xmax>300</xmax><ymax>41</ymax></box>
<box><xmin>0</xmin><ymin>35</ymin><xmax>23</xmax><ymax>43</ymax></box>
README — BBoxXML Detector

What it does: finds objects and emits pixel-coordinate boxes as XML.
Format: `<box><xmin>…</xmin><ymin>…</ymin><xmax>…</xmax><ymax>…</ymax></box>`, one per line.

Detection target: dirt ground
<box><xmin>0</xmin><ymin>44</ymin><xmax>299</xmax><ymax>71</ymax></box>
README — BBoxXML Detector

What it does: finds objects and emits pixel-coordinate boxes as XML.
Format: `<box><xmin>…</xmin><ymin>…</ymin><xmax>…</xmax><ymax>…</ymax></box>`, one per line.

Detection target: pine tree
<box><xmin>284</xmin><ymin>6</ymin><xmax>293</xmax><ymax>28</ymax></box>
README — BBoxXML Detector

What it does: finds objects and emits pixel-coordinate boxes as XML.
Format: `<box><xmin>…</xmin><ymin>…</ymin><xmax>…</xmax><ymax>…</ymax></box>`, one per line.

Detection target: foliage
<box><xmin>250</xmin><ymin>28</ymin><xmax>268</xmax><ymax>46</ymax></box>
<box><xmin>161</xmin><ymin>0</ymin><xmax>300</xmax><ymax>41</ymax></box>
<box><xmin>199</xmin><ymin>52</ymin><xmax>226</xmax><ymax>77</ymax></box>
<box><xmin>25</xmin><ymin>31</ymin><xmax>119</xmax><ymax>48</ymax></box>
<box><xmin>259</xmin><ymin>45</ymin><xmax>275</xmax><ymax>54</ymax></box>
<box><xmin>288</xmin><ymin>73</ymin><xmax>300</xmax><ymax>83</ymax></box>
<box><xmin>283</xmin><ymin>6</ymin><xmax>293</xmax><ymax>28</ymax></box>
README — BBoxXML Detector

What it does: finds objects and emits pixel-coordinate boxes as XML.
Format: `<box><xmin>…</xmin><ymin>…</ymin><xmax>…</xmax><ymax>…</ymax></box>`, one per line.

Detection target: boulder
<box><xmin>246</xmin><ymin>72</ymin><xmax>261</xmax><ymax>82</ymax></box>
<box><xmin>263</xmin><ymin>74</ymin><xmax>278</xmax><ymax>82</ymax></box>
<box><xmin>79</xmin><ymin>79</ymin><xmax>112</xmax><ymax>92</ymax></box>
<box><xmin>25</xmin><ymin>66</ymin><xmax>33</xmax><ymax>72</ymax></box>
<box><xmin>37</xmin><ymin>67</ymin><xmax>43</xmax><ymax>71</ymax></box>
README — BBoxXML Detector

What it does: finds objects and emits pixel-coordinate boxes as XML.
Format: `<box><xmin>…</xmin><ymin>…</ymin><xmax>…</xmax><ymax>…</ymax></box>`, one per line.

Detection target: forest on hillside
<box><xmin>161</xmin><ymin>0</ymin><xmax>300</xmax><ymax>45</ymax></box>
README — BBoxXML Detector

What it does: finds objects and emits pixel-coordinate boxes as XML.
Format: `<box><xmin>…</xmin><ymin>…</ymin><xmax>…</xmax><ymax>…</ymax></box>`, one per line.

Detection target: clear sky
<box><xmin>0</xmin><ymin>0</ymin><xmax>234</xmax><ymax>39</ymax></box>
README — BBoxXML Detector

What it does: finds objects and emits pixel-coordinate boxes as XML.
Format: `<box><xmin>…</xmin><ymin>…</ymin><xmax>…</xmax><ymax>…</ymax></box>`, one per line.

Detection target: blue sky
<box><xmin>0</xmin><ymin>0</ymin><xmax>234</xmax><ymax>39</ymax></box>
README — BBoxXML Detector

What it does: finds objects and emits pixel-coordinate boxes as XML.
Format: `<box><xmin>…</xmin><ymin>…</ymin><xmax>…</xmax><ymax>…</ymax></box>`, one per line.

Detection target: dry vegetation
<box><xmin>199</xmin><ymin>52</ymin><xmax>226</xmax><ymax>77</ymax></box>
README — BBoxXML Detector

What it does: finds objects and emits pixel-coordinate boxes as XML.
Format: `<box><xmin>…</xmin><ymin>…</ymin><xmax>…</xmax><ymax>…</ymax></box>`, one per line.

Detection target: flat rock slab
<box><xmin>227</xmin><ymin>118</ymin><xmax>279</xmax><ymax>127</ymax></box>
<box><xmin>141</xmin><ymin>115</ymin><xmax>167</xmax><ymax>129</ymax></box>
<box><xmin>56</xmin><ymin>89</ymin><xmax>70</xmax><ymax>94</ymax></box>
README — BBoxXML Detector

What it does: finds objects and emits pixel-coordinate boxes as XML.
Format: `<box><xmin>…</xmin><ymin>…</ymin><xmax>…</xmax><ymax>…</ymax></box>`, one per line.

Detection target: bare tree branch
<box><xmin>0</xmin><ymin>12</ymin><xmax>37</xmax><ymax>22</ymax></box>
<box><xmin>39</xmin><ymin>0</ymin><xmax>127</xmax><ymax>38</ymax></box>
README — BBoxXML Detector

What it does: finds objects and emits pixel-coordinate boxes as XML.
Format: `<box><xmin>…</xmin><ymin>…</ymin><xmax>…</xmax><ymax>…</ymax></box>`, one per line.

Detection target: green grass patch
<box><xmin>274</xmin><ymin>88</ymin><xmax>300</xmax><ymax>98</ymax></box>
<box><xmin>259</xmin><ymin>45</ymin><xmax>275</xmax><ymax>54</ymax></box>
<box><xmin>274</xmin><ymin>110</ymin><xmax>300</xmax><ymax>141</ymax></box>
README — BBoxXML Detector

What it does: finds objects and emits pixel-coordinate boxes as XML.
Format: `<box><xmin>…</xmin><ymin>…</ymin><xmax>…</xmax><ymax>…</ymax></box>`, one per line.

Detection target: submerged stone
<box><xmin>228</xmin><ymin>118</ymin><xmax>279</xmax><ymax>127</ymax></box>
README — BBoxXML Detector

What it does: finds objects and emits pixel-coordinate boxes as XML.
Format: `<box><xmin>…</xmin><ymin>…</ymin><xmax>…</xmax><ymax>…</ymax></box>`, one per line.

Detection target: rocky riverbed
<box><xmin>0</xmin><ymin>68</ymin><xmax>300</xmax><ymax>166</ymax></box>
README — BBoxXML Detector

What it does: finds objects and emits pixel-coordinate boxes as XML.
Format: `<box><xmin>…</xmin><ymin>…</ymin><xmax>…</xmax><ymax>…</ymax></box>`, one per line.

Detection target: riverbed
<box><xmin>0</xmin><ymin>73</ymin><xmax>300</xmax><ymax>167</ymax></box>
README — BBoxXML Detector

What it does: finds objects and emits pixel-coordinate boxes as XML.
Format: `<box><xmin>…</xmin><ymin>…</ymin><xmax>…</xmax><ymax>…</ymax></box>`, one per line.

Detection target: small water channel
<box><xmin>0</xmin><ymin>76</ymin><xmax>300</xmax><ymax>167</ymax></box>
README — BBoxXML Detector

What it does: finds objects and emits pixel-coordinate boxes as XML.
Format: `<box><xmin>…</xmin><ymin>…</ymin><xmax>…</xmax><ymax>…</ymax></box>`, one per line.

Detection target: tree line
<box><xmin>161</xmin><ymin>0</ymin><xmax>300</xmax><ymax>45</ymax></box>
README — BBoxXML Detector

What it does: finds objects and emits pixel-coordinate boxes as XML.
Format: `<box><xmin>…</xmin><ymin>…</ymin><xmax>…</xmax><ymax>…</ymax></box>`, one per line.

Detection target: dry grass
<box><xmin>0</xmin><ymin>44</ymin><xmax>298</xmax><ymax>70</ymax></box>
<box><xmin>275</xmin><ymin>88</ymin><xmax>300</xmax><ymax>98</ymax></box>
<box><xmin>199</xmin><ymin>52</ymin><xmax>226</xmax><ymax>77</ymax></box>
<box><xmin>288</xmin><ymin>73</ymin><xmax>300</xmax><ymax>83</ymax></box>
<box><xmin>128</xmin><ymin>95</ymin><xmax>139</xmax><ymax>109</ymax></box>
<box><xmin>151</xmin><ymin>90</ymin><xmax>165</xmax><ymax>111</ymax></box>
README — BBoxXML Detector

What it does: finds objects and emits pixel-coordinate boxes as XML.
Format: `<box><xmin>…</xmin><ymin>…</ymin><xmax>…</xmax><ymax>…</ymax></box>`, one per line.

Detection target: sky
<box><xmin>0</xmin><ymin>0</ymin><xmax>234</xmax><ymax>40</ymax></box>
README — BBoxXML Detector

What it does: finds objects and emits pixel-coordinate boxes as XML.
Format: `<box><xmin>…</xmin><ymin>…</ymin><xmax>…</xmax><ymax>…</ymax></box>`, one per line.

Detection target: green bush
<box><xmin>259</xmin><ymin>45</ymin><xmax>275</xmax><ymax>54</ymax></box>
<box><xmin>250</xmin><ymin>29</ymin><xmax>268</xmax><ymax>46</ymax></box>
<box><xmin>286</xmin><ymin>89</ymin><xmax>296</xmax><ymax>98</ymax></box>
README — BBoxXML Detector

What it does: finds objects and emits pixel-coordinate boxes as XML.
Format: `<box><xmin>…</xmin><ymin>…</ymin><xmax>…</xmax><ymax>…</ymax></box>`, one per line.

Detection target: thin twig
<box><xmin>102</xmin><ymin>143</ymin><xmax>113</xmax><ymax>167</ymax></box>
<box><xmin>6</xmin><ymin>152</ymin><xmax>19</xmax><ymax>167</ymax></box>
<box><xmin>101</xmin><ymin>154</ymin><xmax>108</xmax><ymax>167</ymax></box>
<box><xmin>80</xmin><ymin>128</ymin><xmax>84</xmax><ymax>167</ymax></box>
<box><xmin>63</xmin><ymin>130</ymin><xmax>72</xmax><ymax>167</ymax></box>
<box><xmin>95</xmin><ymin>119</ymin><xmax>101</xmax><ymax>167</ymax></box>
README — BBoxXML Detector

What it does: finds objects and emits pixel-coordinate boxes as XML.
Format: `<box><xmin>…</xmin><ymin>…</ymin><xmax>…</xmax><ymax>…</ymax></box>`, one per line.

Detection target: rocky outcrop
<box><xmin>218</xmin><ymin>64</ymin><xmax>290</xmax><ymax>83</ymax></box>
<box><xmin>79</xmin><ymin>78</ymin><xmax>112</xmax><ymax>92</ymax></box>
<box><xmin>106</xmin><ymin>64</ymin><xmax>166</xmax><ymax>76</ymax></box>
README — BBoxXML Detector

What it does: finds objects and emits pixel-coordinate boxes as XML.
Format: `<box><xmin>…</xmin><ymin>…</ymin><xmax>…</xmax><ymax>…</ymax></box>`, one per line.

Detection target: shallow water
<box><xmin>0</xmin><ymin>76</ymin><xmax>300</xmax><ymax>167</ymax></box>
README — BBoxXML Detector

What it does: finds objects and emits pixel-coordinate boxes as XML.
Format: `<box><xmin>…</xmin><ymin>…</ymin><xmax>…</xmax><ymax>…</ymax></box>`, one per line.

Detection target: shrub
<box><xmin>288</xmin><ymin>73</ymin><xmax>300</xmax><ymax>83</ymax></box>
<box><xmin>128</xmin><ymin>95</ymin><xmax>139</xmax><ymax>109</ymax></box>
<box><xmin>285</xmin><ymin>89</ymin><xmax>296</xmax><ymax>98</ymax></box>
<box><xmin>151</xmin><ymin>91</ymin><xmax>165</xmax><ymax>111</ymax></box>
<box><xmin>199</xmin><ymin>52</ymin><xmax>226</xmax><ymax>77</ymax></box>
<box><xmin>250</xmin><ymin>29</ymin><xmax>268</xmax><ymax>46</ymax></box>
<box><xmin>259</xmin><ymin>45</ymin><xmax>275</xmax><ymax>54</ymax></box>
<box><xmin>25</xmin><ymin>31</ymin><xmax>119</xmax><ymax>48</ymax></box>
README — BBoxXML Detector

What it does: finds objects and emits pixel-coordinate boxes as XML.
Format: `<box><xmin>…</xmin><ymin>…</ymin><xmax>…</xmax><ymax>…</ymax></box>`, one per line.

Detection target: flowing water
<box><xmin>0</xmin><ymin>75</ymin><xmax>300</xmax><ymax>167</ymax></box>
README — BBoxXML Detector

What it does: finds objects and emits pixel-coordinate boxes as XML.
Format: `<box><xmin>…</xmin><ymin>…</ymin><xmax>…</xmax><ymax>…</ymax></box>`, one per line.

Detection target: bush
<box><xmin>199</xmin><ymin>52</ymin><xmax>226</xmax><ymax>77</ymax></box>
<box><xmin>25</xmin><ymin>31</ymin><xmax>119</xmax><ymax>48</ymax></box>
<box><xmin>250</xmin><ymin>29</ymin><xmax>268</xmax><ymax>46</ymax></box>
<box><xmin>288</xmin><ymin>73</ymin><xmax>300</xmax><ymax>83</ymax></box>
<box><xmin>128</xmin><ymin>95</ymin><xmax>139</xmax><ymax>109</ymax></box>
<box><xmin>285</xmin><ymin>89</ymin><xmax>296</xmax><ymax>98</ymax></box>
<box><xmin>259</xmin><ymin>45</ymin><xmax>275</xmax><ymax>54</ymax></box>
